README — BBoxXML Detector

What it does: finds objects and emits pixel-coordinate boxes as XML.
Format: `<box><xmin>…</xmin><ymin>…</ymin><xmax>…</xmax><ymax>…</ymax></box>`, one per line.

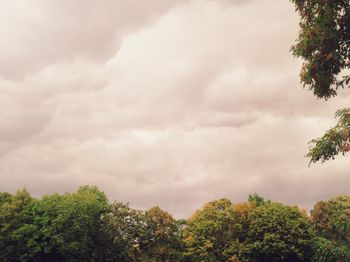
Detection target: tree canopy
<box><xmin>311</xmin><ymin>195</ymin><xmax>350</xmax><ymax>261</ymax></box>
<box><xmin>291</xmin><ymin>0</ymin><xmax>350</xmax><ymax>163</ymax></box>
<box><xmin>244</xmin><ymin>202</ymin><xmax>313</xmax><ymax>262</ymax></box>
<box><xmin>1</xmin><ymin>187</ymin><xmax>350</xmax><ymax>261</ymax></box>
<box><xmin>182</xmin><ymin>198</ymin><xmax>238</xmax><ymax>261</ymax></box>
<box><xmin>291</xmin><ymin>0</ymin><xmax>350</xmax><ymax>100</ymax></box>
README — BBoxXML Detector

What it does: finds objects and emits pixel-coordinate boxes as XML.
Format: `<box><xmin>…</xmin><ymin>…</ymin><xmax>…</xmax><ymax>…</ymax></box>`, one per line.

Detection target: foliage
<box><xmin>0</xmin><ymin>192</ymin><xmax>11</xmax><ymax>206</ymax></box>
<box><xmin>233</xmin><ymin>201</ymin><xmax>256</xmax><ymax>242</ymax></box>
<box><xmin>311</xmin><ymin>195</ymin><xmax>350</xmax><ymax>241</ymax></box>
<box><xmin>97</xmin><ymin>203</ymin><xmax>181</xmax><ymax>262</ymax></box>
<box><xmin>243</xmin><ymin>202</ymin><xmax>314</xmax><ymax>262</ymax></box>
<box><xmin>35</xmin><ymin>186</ymin><xmax>108</xmax><ymax>261</ymax></box>
<box><xmin>307</xmin><ymin>108</ymin><xmax>350</xmax><ymax>164</ymax></box>
<box><xmin>311</xmin><ymin>237</ymin><xmax>350</xmax><ymax>262</ymax></box>
<box><xmin>0</xmin><ymin>186</ymin><xmax>108</xmax><ymax>261</ymax></box>
<box><xmin>310</xmin><ymin>195</ymin><xmax>350</xmax><ymax>261</ymax></box>
<box><xmin>142</xmin><ymin>206</ymin><xmax>182</xmax><ymax>262</ymax></box>
<box><xmin>291</xmin><ymin>0</ymin><xmax>350</xmax><ymax>163</ymax></box>
<box><xmin>2</xmin><ymin>187</ymin><xmax>350</xmax><ymax>261</ymax></box>
<box><xmin>248</xmin><ymin>194</ymin><xmax>269</xmax><ymax>207</ymax></box>
<box><xmin>96</xmin><ymin>201</ymin><xmax>146</xmax><ymax>261</ymax></box>
<box><xmin>0</xmin><ymin>189</ymin><xmax>33</xmax><ymax>261</ymax></box>
<box><xmin>291</xmin><ymin>0</ymin><xmax>350</xmax><ymax>99</ymax></box>
<box><xmin>183</xmin><ymin>198</ymin><xmax>238</xmax><ymax>261</ymax></box>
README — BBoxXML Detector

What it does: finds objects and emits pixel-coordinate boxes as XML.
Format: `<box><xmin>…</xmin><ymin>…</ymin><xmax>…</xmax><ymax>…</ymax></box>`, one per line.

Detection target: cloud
<box><xmin>0</xmin><ymin>0</ymin><xmax>186</xmax><ymax>79</ymax></box>
<box><xmin>0</xmin><ymin>0</ymin><xmax>349</xmax><ymax>218</ymax></box>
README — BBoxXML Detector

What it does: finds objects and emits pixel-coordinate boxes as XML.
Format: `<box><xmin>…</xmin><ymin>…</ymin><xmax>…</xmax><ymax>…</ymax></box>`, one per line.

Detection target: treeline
<box><xmin>0</xmin><ymin>187</ymin><xmax>349</xmax><ymax>261</ymax></box>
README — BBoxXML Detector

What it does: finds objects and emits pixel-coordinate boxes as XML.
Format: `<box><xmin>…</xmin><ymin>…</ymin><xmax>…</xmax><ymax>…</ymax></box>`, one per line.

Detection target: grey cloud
<box><xmin>0</xmin><ymin>0</ymin><xmax>349</xmax><ymax>218</ymax></box>
<box><xmin>0</xmin><ymin>0</ymin><xmax>186</xmax><ymax>79</ymax></box>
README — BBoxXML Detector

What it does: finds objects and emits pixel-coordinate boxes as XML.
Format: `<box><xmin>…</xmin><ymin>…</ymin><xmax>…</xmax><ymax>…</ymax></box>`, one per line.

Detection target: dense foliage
<box><xmin>291</xmin><ymin>0</ymin><xmax>350</xmax><ymax>99</ymax></box>
<box><xmin>244</xmin><ymin>202</ymin><xmax>313</xmax><ymax>262</ymax></box>
<box><xmin>310</xmin><ymin>195</ymin><xmax>350</xmax><ymax>261</ymax></box>
<box><xmin>291</xmin><ymin>0</ymin><xmax>350</xmax><ymax>163</ymax></box>
<box><xmin>1</xmin><ymin>186</ymin><xmax>349</xmax><ymax>261</ymax></box>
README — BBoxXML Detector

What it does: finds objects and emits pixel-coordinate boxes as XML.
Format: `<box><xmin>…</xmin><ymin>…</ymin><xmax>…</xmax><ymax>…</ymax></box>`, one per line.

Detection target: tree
<box><xmin>0</xmin><ymin>192</ymin><xmax>11</xmax><ymax>206</ymax></box>
<box><xmin>306</xmin><ymin>108</ymin><xmax>350</xmax><ymax>164</ymax></box>
<box><xmin>243</xmin><ymin>202</ymin><xmax>314</xmax><ymax>262</ymax></box>
<box><xmin>182</xmin><ymin>198</ymin><xmax>239</xmax><ymax>262</ymax></box>
<box><xmin>7</xmin><ymin>186</ymin><xmax>109</xmax><ymax>261</ymax></box>
<box><xmin>96</xmin><ymin>202</ymin><xmax>146</xmax><ymax>262</ymax></box>
<box><xmin>310</xmin><ymin>195</ymin><xmax>350</xmax><ymax>261</ymax></box>
<box><xmin>141</xmin><ymin>206</ymin><xmax>182</xmax><ymax>262</ymax></box>
<box><xmin>40</xmin><ymin>186</ymin><xmax>108</xmax><ymax>261</ymax></box>
<box><xmin>0</xmin><ymin>189</ymin><xmax>33</xmax><ymax>261</ymax></box>
<box><xmin>97</xmin><ymin>204</ymin><xmax>182</xmax><ymax>262</ymax></box>
<box><xmin>291</xmin><ymin>0</ymin><xmax>350</xmax><ymax>163</ymax></box>
<box><xmin>248</xmin><ymin>194</ymin><xmax>269</xmax><ymax>207</ymax></box>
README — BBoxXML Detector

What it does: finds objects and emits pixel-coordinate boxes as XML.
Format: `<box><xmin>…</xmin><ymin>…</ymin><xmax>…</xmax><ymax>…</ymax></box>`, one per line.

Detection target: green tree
<box><xmin>244</xmin><ymin>202</ymin><xmax>314</xmax><ymax>262</ymax></box>
<box><xmin>96</xmin><ymin>201</ymin><xmax>146</xmax><ymax>262</ymax></box>
<box><xmin>97</xmin><ymin>204</ymin><xmax>182</xmax><ymax>262</ymax></box>
<box><xmin>248</xmin><ymin>194</ymin><xmax>268</xmax><ymax>207</ymax></box>
<box><xmin>229</xmin><ymin>201</ymin><xmax>257</xmax><ymax>262</ymax></box>
<box><xmin>0</xmin><ymin>189</ymin><xmax>33</xmax><ymax>261</ymax></box>
<box><xmin>306</xmin><ymin>108</ymin><xmax>350</xmax><ymax>164</ymax></box>
<box><xmin>291</xmin><ymin>0</ymin><xmax>350</xmax><ymax>163</ymax></box>
<box><xmin>183</xmin><ymin>198</ymin><xmax>239</xmax><ymax>262</ymax></box>
<box><xmin>7</xmin><ymin>186</ymin><xmax>108</xmax><ymax>261</ymax></box>
<box><xmin>44</xmin><ymin>186</ymin><xmax>108</xmax><ymax>261</ymax></box>
<box><xmin>141</xmin><ymin>206</ymin><xmax>182</xmax><ymax>262</ymax></box>
<box><xmin>0</xmin><ymin>192</ymin><xmax>11</xmax><ymax>206</ymax></box>
<box><xmin>310</xmin><ymin>195</ymin><xmax>350</xmax><ymax>261</ymax></box>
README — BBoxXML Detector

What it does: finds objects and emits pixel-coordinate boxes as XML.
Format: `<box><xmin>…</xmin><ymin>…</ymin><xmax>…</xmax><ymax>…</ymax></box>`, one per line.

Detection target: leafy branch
<box><xmin>307</xmin><ymin>108</ymin><xmax>350</xmax><ymax>164</ymax></box>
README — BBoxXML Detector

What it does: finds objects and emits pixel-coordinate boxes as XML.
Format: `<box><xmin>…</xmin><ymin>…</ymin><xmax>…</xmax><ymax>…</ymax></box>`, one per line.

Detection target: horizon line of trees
<box><xmin>1</xmin><ymin>186</ymin><xmax>350</xmax><ymax>261</ymax></box>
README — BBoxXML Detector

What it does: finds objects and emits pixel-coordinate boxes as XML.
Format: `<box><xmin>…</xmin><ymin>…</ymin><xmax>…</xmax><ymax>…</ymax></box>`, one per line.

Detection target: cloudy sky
<box><xmin>1</xmin><ymin>0</ymin><xmax>350</xmax><ymax>218</ymax></box>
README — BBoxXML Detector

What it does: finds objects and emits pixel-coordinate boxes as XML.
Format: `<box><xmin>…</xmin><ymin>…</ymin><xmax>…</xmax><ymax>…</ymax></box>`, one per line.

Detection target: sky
<box><xmin>1</xmin><ymin>0</ymin><xmax>350</xmax><ymax>218</ymax></box>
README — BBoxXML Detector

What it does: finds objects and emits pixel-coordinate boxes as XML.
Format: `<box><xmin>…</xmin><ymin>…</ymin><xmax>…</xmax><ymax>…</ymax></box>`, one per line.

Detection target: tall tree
<box><xmin>182</xmin><ymin>199</ymin><xmax>239</xmax><ymax>262</ymax></box>
<box><xmin>96</xmin><ymin>202</ymin><xmax>146</xmax><ymax>262</ymax></box>
<box><xmin>311</xmin><ymin>195</ymin><xmax>350</xmax><ymax>261</ymax></box>
<box><xmin>97</xmin><ymin>204</ymin><xmax>182</xmax><ymax>262</ymax></box>
<box><xmin>0</xmin><ymin>189</ymin><xmax>33</xmax><ymax>261</ymax></box>
<box><xmin>10</xmin><ymin>186</ymin><xmax>109</xmax><ymax>261</ymax></box>
<box><xmin>141</xmin><ymin>206</ymin><xmax>182</xmax><ymax>262</ymax></box>
<box><xmin>248</xmin><ymin>194</ymin><xmax>268</xmax><ymax>207</ymax></box>
<box><xmin>44</xmin><ymin>186</ymin><xmax>108</xmax><ymax>261</ymax></box>
<box><xmin>291</xmin><ymin>0</ymin><xmax>350</xmax><ymax>163</ymax></box>
<box><xmin>243</xmin><ymin>202</ymin><xmax>314</xmax><ymax>262</ymax></box>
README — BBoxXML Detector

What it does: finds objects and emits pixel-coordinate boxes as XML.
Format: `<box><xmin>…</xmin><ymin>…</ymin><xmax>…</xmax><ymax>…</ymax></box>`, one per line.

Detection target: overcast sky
<box><xmin>1</xmin><ymin>0</ymin><xmax>350</xmax><ymax>218</ymax></box>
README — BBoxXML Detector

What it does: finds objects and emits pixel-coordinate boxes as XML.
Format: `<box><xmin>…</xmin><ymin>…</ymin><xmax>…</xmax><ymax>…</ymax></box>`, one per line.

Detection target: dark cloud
<box><xmin>0</xmin><ymin>0</ymin><xmax>349</xmax><ymax>218</ymax></box>
<box><xmin>0</xmin><ymin>0</ymin><xmax>186</xmax><ymax>79</ymax></box>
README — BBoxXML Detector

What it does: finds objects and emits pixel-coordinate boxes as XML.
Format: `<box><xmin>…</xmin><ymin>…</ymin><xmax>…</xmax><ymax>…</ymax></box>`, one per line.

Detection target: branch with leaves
<box><xmin>307</xmin><ymin>108</ymin><xmax>350</xmax><ymax>164</ymax></box>
<box><xmin>291</xmin><ymin>0</ymin><xmax>350</xmax><ymax>100</ymax></box>
<box><xmin>291</xmin><ymin>0</ymin><xmax>350</xmax><ymax>163</ymax></box>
